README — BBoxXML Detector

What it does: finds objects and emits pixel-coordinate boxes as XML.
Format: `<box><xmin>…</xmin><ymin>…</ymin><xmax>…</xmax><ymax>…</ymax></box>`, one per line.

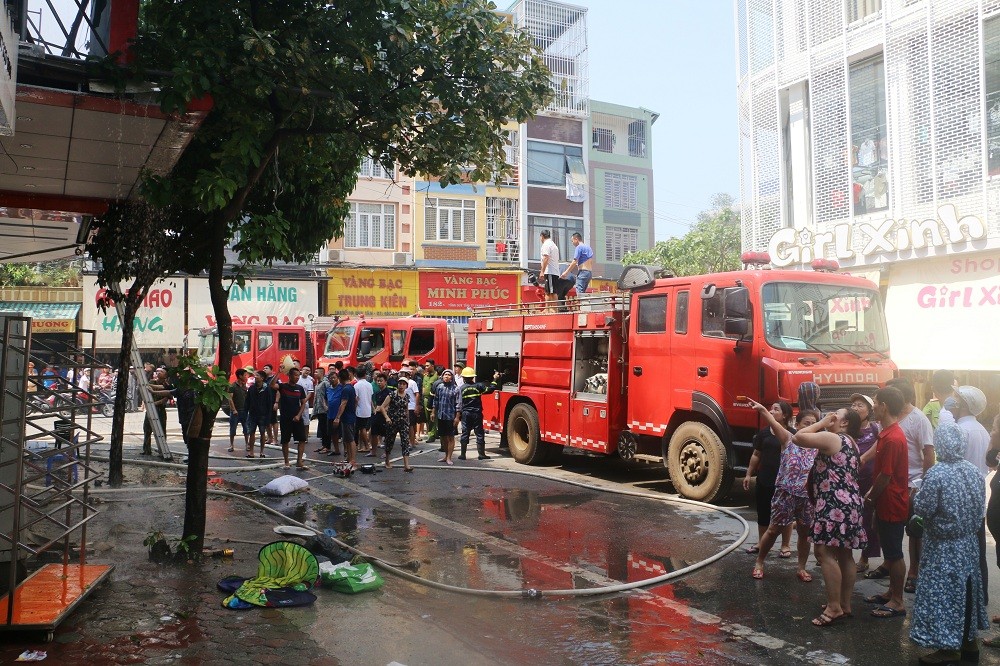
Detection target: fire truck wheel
<box><xmin>506</xmin><ymin>403</ymin><xmax>547</xmax><ymax>465</ymax></box>
<box><xmin>665</xmin><ymin>422</ymin><xmax>729</xmax><ymax>503</ymax></box>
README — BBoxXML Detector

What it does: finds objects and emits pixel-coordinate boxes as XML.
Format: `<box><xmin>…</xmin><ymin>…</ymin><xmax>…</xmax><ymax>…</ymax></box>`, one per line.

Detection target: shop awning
<box><xmin>0</xmin><ymin>302</ymin><xmax>81</xmax><ymax>333</ymax></box>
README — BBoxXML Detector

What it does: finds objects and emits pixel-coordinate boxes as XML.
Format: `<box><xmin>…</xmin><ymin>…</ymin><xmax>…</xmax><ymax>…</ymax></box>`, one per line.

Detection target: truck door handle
<box><xmin>633</xmin><ymin>366</ymin><xmax>642</xmax><ymax>376</ymax></box>
<box><xmin>697</xmin><ymin>367</ymin><xmax>708</xmax><ymax>377</ymax></box>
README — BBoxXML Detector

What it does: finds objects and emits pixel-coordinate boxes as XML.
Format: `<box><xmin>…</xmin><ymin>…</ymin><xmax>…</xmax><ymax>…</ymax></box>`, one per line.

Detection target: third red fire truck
<box><xmin>468</xmin><ymin>263</ymin><xmax>897</xmax><ymax>503</ymax></box>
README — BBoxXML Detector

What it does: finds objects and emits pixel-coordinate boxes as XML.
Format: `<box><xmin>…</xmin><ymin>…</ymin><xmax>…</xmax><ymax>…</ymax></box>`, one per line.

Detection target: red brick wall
<box><xmin>423</xmin><ymin>245</ymin><xmax>479</xmax><ymax>261</ymax></box>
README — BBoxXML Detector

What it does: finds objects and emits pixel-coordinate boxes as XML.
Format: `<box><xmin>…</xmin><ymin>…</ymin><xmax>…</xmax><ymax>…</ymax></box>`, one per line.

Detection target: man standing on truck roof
<box><xmin>560</xmin><ymin>232</ymin><xmax>594</xmax><ymax>298</ymax></box>
<box><xmin>539</xmin><ymin>229</ymin><xmax>560</xmax><ymax>313</ymax></box>
<box><xmin>422</xmin><ymin>360</ymin><xmax>440</xmax><ymax>445</ymax></box>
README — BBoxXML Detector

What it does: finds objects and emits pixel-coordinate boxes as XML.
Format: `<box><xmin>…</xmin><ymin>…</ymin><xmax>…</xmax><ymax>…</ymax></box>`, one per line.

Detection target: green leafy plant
<box><xmin>172</xmin><ymin>534</ymin><xmax>198</xmax><ymax>555</ymax></box>
<box><xmin>143</xmin><ymin>529</ymin><xmax>166</xmax><ymax>548</ymax></box>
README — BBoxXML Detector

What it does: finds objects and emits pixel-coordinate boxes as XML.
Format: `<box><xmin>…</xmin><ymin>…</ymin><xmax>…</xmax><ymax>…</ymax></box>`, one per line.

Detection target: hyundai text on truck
<box><xmin>468</xmin><ymin>263</ymin><xmax>897</xmax><ymax>502</ymax></box>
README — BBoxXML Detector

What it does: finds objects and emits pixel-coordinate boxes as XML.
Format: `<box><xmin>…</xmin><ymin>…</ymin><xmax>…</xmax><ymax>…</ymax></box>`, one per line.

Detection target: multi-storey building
<box><xmin>737</xmin><ymin>0</ymin><xmax>1000</xmax><ymax>392</ymax></box>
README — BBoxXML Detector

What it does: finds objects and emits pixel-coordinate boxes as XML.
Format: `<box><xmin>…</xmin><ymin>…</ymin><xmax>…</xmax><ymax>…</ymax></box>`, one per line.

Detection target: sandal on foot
<box><xmin>856</xmin><ymin>561</ymin><xmax>869</xmax><ymax>573</ymax></box>
<box><xmin>744</xmin><ymin>545</ymin><xmax>760</xmax><ymax>554</ymax></box>
<box><xmin>871</xmin><ymin>604</ymin><xmax>906</xmax><ymax>618</ymax></box>
<box><xmin>227</xmin><ymin>446</ymin><xmax>235</xmax><ymax>452</ymax></box>
<box><xmin>797</xmin><ymin>570</ymin><xmax>813</xmax><ymax>583</ymax></box>
<box><xmin>864</xmin><ymin>565</ymin><xmax>890</xmax><ymax>580</ymax></box>
<box><xmin>983</xmin><ymin>636</ymin><xmax>1000</xmax><ymax>648</ymax></box>
<box><xmin>904</xmin><ymin>578</ymin><xmax>918</xmax><ymax>593</ymax></box>
<box><xmin>751</xmin><ymin>566</ymin><xmax>764</xmax><ymax>580</ymax></box>
<box><xmin>864</xmin><ymin>593</ymin><xmax>891</xmax><ymax>605</ymax></box>
<box><xmin>779</xmin><ymin>549</ymin><xmax>792</xmax><ymax>559</ymax></box>
<box><xmin>812</xmin><ymin>612</ymin><xmax>848</xmax><ymax>627</ymax></box>
<box><xmin>245</xmin><ymin>453</ymin><xmax>255</xmax><ymax>459</ymax></box>
<box><xmin>821</xmin><ymin>604</ymin><xmax>852</xmax><ymax>618</ymax></box>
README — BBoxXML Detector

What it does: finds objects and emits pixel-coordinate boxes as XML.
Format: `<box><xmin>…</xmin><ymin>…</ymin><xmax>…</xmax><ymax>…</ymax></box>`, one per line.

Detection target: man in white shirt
<box><xmin>400</xmin><ymin>367</ymin><xmax>420</xmax><ymax>448</ymax></box>
<box><xmin>954</xmin><ymin>385</ymin><xmax>991</xmax><ymax>604</ymax></box>
<box><xmin>885</xmin><ymin>377</ymin><xmax>934</xmax><ymax>593</ymax></box>
<box><xmin>297</xmin><ymin>365</ymin><xmax>315</xmax><ymax>439</ymax></box>
<box><xmin>354</xmin><ymin>366</ymin><xmax>375</xmax><ymax>454</ymax></box>
<box><xmin>539</xmin><ymin>229</ymin><xmax>560</xmax><ymax>313</ymax></box>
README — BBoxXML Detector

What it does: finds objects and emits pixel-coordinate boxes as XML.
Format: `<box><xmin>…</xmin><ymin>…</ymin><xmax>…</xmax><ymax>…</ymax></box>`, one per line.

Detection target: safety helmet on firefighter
<box><xmin>461</xmin><ymin>367</ymin><xmax>477</xmax><ymax>378</ymax></box>
<box><xmin>380</xmin><ymin>362</ymin><xmax>392</xmax><ymax>371</ymax></box>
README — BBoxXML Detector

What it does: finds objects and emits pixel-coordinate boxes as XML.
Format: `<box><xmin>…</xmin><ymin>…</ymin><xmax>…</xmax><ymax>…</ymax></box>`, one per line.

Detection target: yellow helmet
<box><xmin>461</xmin><ymin>366</ymin><xmax>476</xmax><ymax>378</ymax></box>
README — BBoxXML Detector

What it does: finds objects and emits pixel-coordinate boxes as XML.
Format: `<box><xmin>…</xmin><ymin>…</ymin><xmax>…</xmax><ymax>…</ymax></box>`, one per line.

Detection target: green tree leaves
<box><xmin>624</xmin><ymin>194</ymin><xmax>742</xmax><ymax>277</ymax></box>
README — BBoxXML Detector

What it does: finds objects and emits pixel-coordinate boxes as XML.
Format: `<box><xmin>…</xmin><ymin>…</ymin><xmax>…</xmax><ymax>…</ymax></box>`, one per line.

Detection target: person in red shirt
<box><xmin>865</xmin><ymin>386</ymin><xmax>910</xmax><ymax>618</ymax></box>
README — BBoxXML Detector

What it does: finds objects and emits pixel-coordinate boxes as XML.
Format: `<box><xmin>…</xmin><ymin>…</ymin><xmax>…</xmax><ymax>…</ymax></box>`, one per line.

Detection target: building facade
<box><xmin>737</xmin><ymin>0</ymin><xmax>1000</xmax><ymax>390</ymax></box>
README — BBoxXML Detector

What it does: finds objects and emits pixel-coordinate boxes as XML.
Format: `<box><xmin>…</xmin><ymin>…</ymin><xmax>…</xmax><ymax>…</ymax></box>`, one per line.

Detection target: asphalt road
<box><xmin>17</xmin><ymin>409</ymin><xmax>1000</xmax><ymax>665</ymax></box>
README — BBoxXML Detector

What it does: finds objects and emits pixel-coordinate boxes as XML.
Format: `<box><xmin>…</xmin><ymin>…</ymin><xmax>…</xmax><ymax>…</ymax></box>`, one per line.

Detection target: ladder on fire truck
<box><xmin>113</xmin><ymin>284</ymin><xmax>171</xmax><ymax>461</ymax></box>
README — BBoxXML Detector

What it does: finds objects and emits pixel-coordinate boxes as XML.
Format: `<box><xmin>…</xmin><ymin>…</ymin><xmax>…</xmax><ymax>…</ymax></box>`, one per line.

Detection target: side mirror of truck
<box><xmin>724</xmin><ymin>318</ymin><xmax>749</xmax><ymax>337</ymax></box>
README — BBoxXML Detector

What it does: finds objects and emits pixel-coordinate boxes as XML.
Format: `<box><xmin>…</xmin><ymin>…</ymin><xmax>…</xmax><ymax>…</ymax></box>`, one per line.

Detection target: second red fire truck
<box><xmin>468</xmin><ymin>263</ymin><xmax>896</xmax><ymax>502</ymax></box>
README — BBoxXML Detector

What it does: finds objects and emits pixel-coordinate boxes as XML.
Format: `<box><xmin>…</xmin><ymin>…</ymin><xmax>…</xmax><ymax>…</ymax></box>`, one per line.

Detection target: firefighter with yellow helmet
<box><xmin>458</xmin><ymin>366</ymin><xmax>501</xmax><ymax>460</ymax></box>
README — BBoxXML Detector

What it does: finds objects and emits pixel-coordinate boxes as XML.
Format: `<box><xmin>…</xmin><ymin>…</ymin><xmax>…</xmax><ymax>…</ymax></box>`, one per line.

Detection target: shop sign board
<box><xmin>326</xmin><ymin>268</ymin><xmax>417</xmax><ymax>317</ymax></box>
<box><xmin>885</xmin><ymin>254</ymin><xmax>1000</xmax><ymax>370</ymax></box>
<box><xmin>188</xmin><ymin>277</ymin><xmax>317</xmax><ymax>329</ymax></box>
<box><xmin>31</xmin><ymin>319</ymin><xmax>74</xmax><ymax>334</ymax></box>
<box><xmin>81</xmin><ymin>277</ymin><xmax>185</xmax><ymax>348</ymax></box>
<box><xmin>767</xmin><ymin>205</ymin><xmax>991</xmax><ymax>268</ymax></box>
<box><xmin>419</xmin><ymin>271</ymin><xmax>520</xmax><ymax>315</ymax></box>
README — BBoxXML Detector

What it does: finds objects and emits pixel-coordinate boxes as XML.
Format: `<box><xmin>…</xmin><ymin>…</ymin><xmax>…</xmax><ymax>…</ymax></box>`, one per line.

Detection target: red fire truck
<box><xmin>468</xmin><ymin>263</ymin><xmax>897</xmax><ymax>502</ymax></box>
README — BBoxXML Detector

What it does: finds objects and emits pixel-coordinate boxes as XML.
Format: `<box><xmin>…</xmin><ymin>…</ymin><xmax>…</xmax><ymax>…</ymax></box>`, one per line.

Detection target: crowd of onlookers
<box><xmin>220</xmin><ymin>358</ymin><xmax>501</xmax><ymax>473</ymax></box>
<box><xmin>743</xmin><ymin>372</ymin><xmax>999</xmax><ymax>665</ymax></box>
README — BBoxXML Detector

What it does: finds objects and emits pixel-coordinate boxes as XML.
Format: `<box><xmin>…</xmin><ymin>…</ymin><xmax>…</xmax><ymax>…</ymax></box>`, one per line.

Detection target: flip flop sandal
<box><xmin>865</xmin><ymin>566</ymin><xmax>890</xmax><ymax>579</ymax></box>
<box><xmin>856</xmin><ymin>562</ymin><xmax>870</xmax><ymax>573</ymax></box>
<box><xmin>779</xmin><ymin>549</ymin><xmax>792</xmax><ymax>558</ymax></box>
<box><xmin>904</xmin><ymin>578</ymin><xmax>918</xmax><ymax>593</ymax></box>
<box><xmin>864</xmin><ymin>593</ymin><xmax>891</xmax><ymax>605</ymax></box>
<box><xmin>797</xmin><ymin>570</ymin><xmax>813</xmax><ymax>583</ymax></box>
<box><xmin>871</xmin><ymin>604</ymin><xmax>907</xmax><ymax>618</ymax></box>
<box><xmin>820</xmin><ymin>604</ymin><xmax>852</xmax><ymax>618</ymax></box>
<box><xmin>812</xmin><ymin>612</ymin><xmax>849</xmax><ymax>627</ymax></box>
<box><xmin>745</xmin><ymin>545</ymin><xmax>760</xmax><ymax>554</ymax></box>
<box><xmin>227</xmin><ymin>447</ymin><xmax>235</xmax><ymax>452</ymax></box>
<box><xmin>751</xmin><ymin>567</ymin><xmax>764</xmax><ymax>579</ymax></box>
<box><xmin>245</xmin><ymin>454</ymin><xmax>255</xmax><ymax>459</ymax></box>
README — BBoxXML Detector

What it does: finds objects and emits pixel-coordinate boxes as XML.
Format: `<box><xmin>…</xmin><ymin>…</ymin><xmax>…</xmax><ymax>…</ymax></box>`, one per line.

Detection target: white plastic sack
<box><xmin>260</xmin><ymin>474</ymin><xmax>309</xmax><ymax>496</ymax></box>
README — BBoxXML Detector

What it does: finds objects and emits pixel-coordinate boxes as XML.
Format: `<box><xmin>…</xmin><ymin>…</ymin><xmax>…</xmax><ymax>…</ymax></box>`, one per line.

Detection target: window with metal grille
<box><xmin>345</xmin><ymin>203</ymin><xmax>396</xmax><ymax>249</ymax></box>
<box><xmin>592</xmin><ymin>127</ymin><xmax>614</xmax><ymax>152</ymax></box>
<box><xmin>849</xmin><ymin>56</ymin><xmax>889</xmax><ymax>215</ymax></box>
<box><xmin>527</xmin><ymin>215</ymin><xmax>582</xmax><ymax>262</ymax></box>
<box><xmin>424</xmin><ymin>198</ymin><xmax>476</xmax><ymax>242</ymax></box>
<box><xmin>628</xmin><ymin>120</ymin><xmax>647</xmax><ymax>157</ymax></box>
<box><xmin>500</xmin><ymin>130</ymin><xmax>519</xmax><ymax>185</ymax></box>
<box><xmin>359</xmin><ymin>156</ymin><xmax>394</xmax><ymax>180</ymax></box>
<box><xmin>986</xmin><ymin>18</ymin><xmax>1000</xmax><ymax>176</ymax></box>
<box><xmin>846</xmin><ymin>0</ymin><xmax>881</xmax><ymax>24</ymax></box>
<box><xmin>605</xmin><ymin>226</ymin><xmax>638</xmax><ymax>263</ymax></box>
<box><xmin>486</xmin><ymin>197</ymin><xmax>519</xmax><ymax>262</ymax></box>
<box><xmin>604</xmin><ymin>172</ymin><xmax>638</xmax><ymax>210</ymax></box>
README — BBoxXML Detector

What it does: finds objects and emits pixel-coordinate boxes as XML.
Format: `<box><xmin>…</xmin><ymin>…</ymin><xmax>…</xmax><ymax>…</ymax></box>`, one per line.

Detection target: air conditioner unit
<box><xmin>392</xmin><ymin>252</ymin><xmax>413</xmax><ymax>266</ymax></box>
<box><xmin>324</xmin><ymin>249</ymin><xmax>343</xmax><ymax>263</ymax></box>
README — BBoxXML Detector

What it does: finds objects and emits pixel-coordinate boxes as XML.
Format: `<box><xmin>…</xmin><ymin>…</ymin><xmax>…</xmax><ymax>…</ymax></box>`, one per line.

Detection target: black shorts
<box><xmin>280</xmin><ymin>417</ymin><xmax>307</xmax><ymax>444</ymax></box>
<box><xmin>356</xmin><ymin>416</ymin><xmax>371</xmax><ymax>431</ymax></box>
<box><xmin>437</xmin><ymin>418</ymin><xmax>457</xmax><ymax>437</ymax></box>
<box><xmin>340</xmin><ymin>422</ymin><xmax>356</xmax><ymax>445</ymax></box>
<box><xmin>543</xmin><ymin>273</ymin><xmax>559</xmax><ymax>294</ymax></box>
<box><xmin>409</xmin><ymin>411</ymin><xmax>418</xmax><ymax>428</ymax></box>
<box><xmin>877</xmin><ymin>520</ymin><xmax>906</xmax><ymax>561</ymax></box>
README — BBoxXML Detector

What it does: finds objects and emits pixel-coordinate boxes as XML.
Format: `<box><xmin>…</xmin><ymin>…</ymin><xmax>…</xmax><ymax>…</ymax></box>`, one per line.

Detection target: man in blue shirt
<box><xmin>561</xmin><ymin>232</ymin><xmax>594</xmax><ymax>297</ymax></box>
<box><xmin>331</xmin><ymin>368</ymin><xmax>358</xmax><ymax>467</ymax></box>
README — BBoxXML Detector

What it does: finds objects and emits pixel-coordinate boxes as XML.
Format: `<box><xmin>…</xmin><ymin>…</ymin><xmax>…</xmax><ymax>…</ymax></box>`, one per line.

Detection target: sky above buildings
<box><xmin>580</xmin><ymin>0</ymin><xmax>740</xmax><ymax>241</ymax></box>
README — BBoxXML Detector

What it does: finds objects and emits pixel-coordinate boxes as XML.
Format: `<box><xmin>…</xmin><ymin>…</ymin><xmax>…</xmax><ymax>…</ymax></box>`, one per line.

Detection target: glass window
<box><xmin>358</xmin><ymin>327</ymin><xmax>385</xmax><ymax>360</ymax></box>
<box><xmin>234</xmin><ymin>331</ymin><xmax>251</xmax><ymax>354</ymax></box>
<box><xmin>408</xmin><ymin>329</ymin><xmax>435</xmax><ymax>356</ymax></box>
<box><xmin>605</xmin><ymin>226</ymin><xmax>639</xmax><ymax>263</ymax></box>
<box><xmin>675</xmin><ymin>291</ymin><xmax>689</xmax><ymax>335</ymax></box>
<box><xmin>257</xmin><ymin>331</ymin><xmax>272</xmax><ymax>352</ymax></box>
<box><xmin>198</xmin><ymin>331</ymin><xmax>218</xmax><ymax>359</ymax></box>
<box><xmin>592</xmin><ymin>127</ymin><xmax>614</xmax><ymax>152</ymax></box>
<box><xmin>424</xmin><ymin>198</ymin><xmax>476</xmax><ymax>242</ymax></box>
<box><xmin>359</xmin><ymin>155</ymin><xmax>394</xmax><ymax>179</ymax></box>
<box><xmin>527</xmin><ymin>216</ymin><xmax>583</xmax><ymax>265</ymax></box>
<box><xmin>701</xmin><ymin>287</ymin><xmax>751</xmax><ymax>340</ymax></box>
<box><xmin>762</xmin><ymin>282</ymin><xmax>890</xmax><ymax>353</ymax></box>
<box><xmin>849</xmin><ymin>56</ymin><xmax>889</xmax><ymax>215</ymax></box>
<box><xmin>278</xmin><ymin>332</ymin><xmax>299</xmax><ymax>351</ymax></box>
<box><xmin>986</xmin><ymin>18</ymin><xmax>1000</xmax><ymax>176</ymax></box>
<box><xmin>323</xmin><ymin>324</ymin><xmax>356</xmax><ymax>357</ymax></box>
<box><xmin>604</xmin><ymin>172</ymin><xmax>638</xmax><ymax>210</ymax></box>
<box><xmin>390</xmin><ymin>330</ymin><xmax>407</xmax><ymax>359</ymax></box>
<box><xmin>345</xmin><ymin>202</ymin><xmax>395</xmax><ymax>249</ymax></box>
<box><xmin>637</xmin><ymin>295</ymin><xmax>667</xmax><ymax>333</ymax></box>
<box><xmin>526</xmin><ymin>141</ymin><xmax>583</xmax><ymax>186</ymax></box>
<box><xmin>847</xmin><ymin>0</ymin><xmax>882</xmax><ymax>23</ymax></box>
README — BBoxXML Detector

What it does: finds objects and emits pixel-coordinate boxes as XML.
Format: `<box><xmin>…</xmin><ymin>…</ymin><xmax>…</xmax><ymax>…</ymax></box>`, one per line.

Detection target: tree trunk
<box><xmin>180</xmin><ymin>405</ymin><xmax>215</xmax><ymax>556</ymax></box>
<box><xmin>108</xmin><ymin>298</ymin><xmax>141</xmax><ymax>487</ymax></box>
<box><xmin>180</xmin><ymin>220</ymin><xmax>232</xmax><ymax>552</ymax></box>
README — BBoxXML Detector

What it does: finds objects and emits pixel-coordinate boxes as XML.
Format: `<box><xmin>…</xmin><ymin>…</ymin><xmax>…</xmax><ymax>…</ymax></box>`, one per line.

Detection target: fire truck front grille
<box><xmin>816</xmin><ymin>384</ymin><xmax>879</xmax><ymax>410</ymax></box>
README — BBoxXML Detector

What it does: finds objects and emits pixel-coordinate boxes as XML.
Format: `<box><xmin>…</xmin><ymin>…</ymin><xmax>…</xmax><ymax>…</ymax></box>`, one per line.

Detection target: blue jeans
<box><xmin>574</xmin><ymin>269</ymin><xmax>592</xmax><ymax>294</ymax></box>
<box><xmin>230</xmin><ymin>409</ymin><xmax>248</xmax><ymax>438</ymax></box>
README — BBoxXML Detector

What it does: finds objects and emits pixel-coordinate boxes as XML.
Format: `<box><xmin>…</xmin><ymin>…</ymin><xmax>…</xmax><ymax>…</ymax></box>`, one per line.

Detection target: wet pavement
<box><xmin>4</xmin><ymin>410</ymin><xmax>1000</xmax><ymax>664</ymax></box>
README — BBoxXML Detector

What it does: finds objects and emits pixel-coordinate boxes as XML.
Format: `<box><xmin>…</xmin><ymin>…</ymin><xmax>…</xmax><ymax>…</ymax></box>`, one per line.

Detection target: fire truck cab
<box><xmin>468</xmin><ymin>265</ymin><xmax>896</xmax><ymax>502</ymax></box>
<box><xmin>317</xmin><ymin>316</ymin><xmax>467</xmax><ymax>371</ymax></box>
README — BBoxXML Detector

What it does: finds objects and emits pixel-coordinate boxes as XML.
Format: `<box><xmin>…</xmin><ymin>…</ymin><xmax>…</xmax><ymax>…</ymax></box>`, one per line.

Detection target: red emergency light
<box><xmin>811</xmin><ymin>258</ymin><xmax>840</xmax><ymax>272</ymax></box>
<box><xmin>741</xmin><ymin>251</ymin><xmax>771</xmax><ymax>268</ymax></box>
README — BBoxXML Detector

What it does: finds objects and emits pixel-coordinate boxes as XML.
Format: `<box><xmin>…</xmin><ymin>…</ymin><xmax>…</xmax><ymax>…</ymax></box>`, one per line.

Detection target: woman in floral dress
<box><xmin>376</xmin><ymin>375</ymin><xmax>414</xmax><ymax>472</ymax></box>
<box><xmin>793</xmin><ymin>408</ymin><xmax>866</xmax><ymax>627</ymax></box>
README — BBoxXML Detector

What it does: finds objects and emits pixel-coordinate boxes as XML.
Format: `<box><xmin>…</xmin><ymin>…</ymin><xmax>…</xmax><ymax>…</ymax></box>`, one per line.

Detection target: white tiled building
<box><xmin>736</xmin><ymin>0</ymin><xmax>1000</xmax><ymax>379</ymax></box>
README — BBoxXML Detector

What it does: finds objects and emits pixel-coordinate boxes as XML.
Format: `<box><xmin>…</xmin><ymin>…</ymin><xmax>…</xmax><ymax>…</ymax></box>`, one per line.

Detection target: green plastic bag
<box><xmin>321</xmin><ymin>562</ymin><xmax>384</xmax><ymax>594</ymax></box>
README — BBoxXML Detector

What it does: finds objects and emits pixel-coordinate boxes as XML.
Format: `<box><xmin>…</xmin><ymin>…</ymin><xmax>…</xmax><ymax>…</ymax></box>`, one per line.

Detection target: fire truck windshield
<box><xmin>323</xmin><ymin>324</ymin><xmax>356</xmax><ymax>357</ymax></box>
<box><xmin>198</xmin><ymin>330</ymin><xmax>218</xmax><ymax>360</ymax></box>
<box><xmin>762</xmin><ymin>282</ymin><xmax>889</xmax><ymax>354</ymax></box>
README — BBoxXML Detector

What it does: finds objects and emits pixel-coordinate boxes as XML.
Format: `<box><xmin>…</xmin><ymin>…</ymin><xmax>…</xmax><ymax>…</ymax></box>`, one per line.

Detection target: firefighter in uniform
<box><xmin>458</xmin><ymin>367</ymin><xmax>501</xmax><ymax>460</ymax></box>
